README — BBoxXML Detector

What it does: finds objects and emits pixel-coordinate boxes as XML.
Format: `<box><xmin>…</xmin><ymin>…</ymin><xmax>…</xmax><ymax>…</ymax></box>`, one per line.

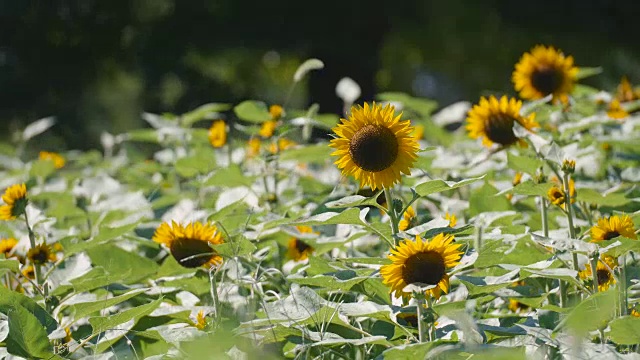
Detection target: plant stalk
<box><xmin>23</xmin><ymin>211</ymin><xmax>42</xmax><ymax>288</ymax></box>
<box><xmin>384</xmin><ymin>187</ymin><xmax>399</xmax><ymax>245</ymax></box>
<box><xmin>415</xmin><ymin>293</ymin><xmax>426</xmax><ymax>343</ymax></box>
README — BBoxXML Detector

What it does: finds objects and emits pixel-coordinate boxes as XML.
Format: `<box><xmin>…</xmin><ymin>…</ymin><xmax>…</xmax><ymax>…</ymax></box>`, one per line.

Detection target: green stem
<box><xmin>415</xmin><ymin>294</ymin><xmax>426</xmax><ymax>343</ymax></box>
<box><xmin>426</xmin><ymin>296</ymin><xmax>436</xmax><ymax>341</ymax></box>
<box><xmin>562</xmin><ymin>173</ymin><xmax>580</xmax><ymax>273</ymax></box>
<box><xmin>540</xmin><ymin>197</ymin><xmax>549</xmax><ymax>237</ymax></box>
<box><xmin>590</xmin><ymin>253</ymin><xmax>600</xmax><ymax>294</ymax></box>
<box><xmin>559</xmin><ymin>280</ymin><xmax>567</xmax><ymax>308</ymax></box>
<box><xmin>621</xmin><ymin>254</ymin><xmax>628</xmax><ymax>316</ymax></box>
<box><xmin>474</xmin><ymin>222</ymin><xmax>483</xmax><ymax>255</ymax></box>
<box><xmin>384</xmin><ymin>187</ymin><xmax>399</xmax><ymax>245</ymax></box>
<box><xmin>23</xmin><ymin>211</ymin><xmax>42</xmax><ymax>288</ymax></box>
<box><xmin>208</xmin><ymin>267</ymin><xmax>221</xmax><ymax>329</ymax></box>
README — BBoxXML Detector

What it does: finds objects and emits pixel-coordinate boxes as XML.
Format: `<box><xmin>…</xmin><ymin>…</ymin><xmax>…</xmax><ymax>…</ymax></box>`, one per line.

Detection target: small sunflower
<box><xmin>21</xmin><ymin>265</ymin><xmax>35</xmax><ymax>279</ymax></box>
<box><xmin>607</xmin><ymin>99</ymin><xmax>629</xmax><ymax>119</ymax></box>
<box><xmin>579</xmin><ymin>256</ymin><xmax>617</xmax><ymax>292</ymax></box>
<box><xmin>631</xmin><ymin>308</ymin><xmax>640</xmax><ymax>318</ymax></box>
<box><xmin>380</xmin><ymin>233</ymin><xmax>463</xmax><ymax>300</ymax></box>
<box><xmin>0</xmin><ymin>184</ymin><xmax>28</xmax><ymax>220</ymax></box>
<box><xmin>0</xmin><ymin>238</ymin><xmax>18</xmax><ymax>258</ymax></box>
<box><xmin>287</xmin><ymin>226</ymin><xmax>315</xmax><ymax>261</ymax></box>
<box><xmin>398</xmin><ymin>206</ymin><xmax>417</xmax><ymax>231</ymax></box>
<box><xmin>512</xmin><ymin>45</ymin><xmax>578</xmax><ymax>103</ymax></box>
<box><xmin>247</xmin><ymin>138</ymin><xmax>261</xmax><ymax>157</ymax></box>
<box><xmin>269</xmin><ymin>105</ymin><xmax>284</xmax><ymax>120</ymax></box>
<box><xmin>269</xmin><ymin>138</ymin><xmax>297</xmax><ymax>154</ymax></box>
<box><xmin>547</xmin><ymin>186</ymin><xmax>565</xmax><ymax>206</ymax></box>
<box><xmin>466</xmin><ymin>96</ymin><xmax>539</xmax><ymax>148</ymax></box>
<box><xmin>508</xmin><ymin>299</ymin><xmax>530</xmax><ymax>313</ymax></box>
<box><xmin>26</xmin><ymin>243</ymin><xmax>57</xmax><ymax>265</ymax></box>
<box><xmin>153</xmin><ymin>221</ymin><xmax>224</xmax><ymax>268</ymax></box>
<box><xmin>260</xmin><ymin>120</ymin><xmax>277</xmax><ymax>138</ymax></box>
<box><xmin>616</xmin><ymin>76</ymin><xmax>640</xmax><ymax>103</ymax></box>
<box><xmin>512</xmin><ymin>172</ymin><xmax>523</xmax><ymax>187</ymax></box>
<box><xmin>39</xmin><ymin>151</ymin><xmax>66</xmax><ymax>169</ymax></box>
<box><xmin>193</xmin><ymin>310</ymin><xmax>207</xmax><ymax>330</ymax></box>
<box><xmin>330</xmin><ymin>102</ymin><xmax>420</xmax><ymax>190</ymax></box>
<box><xmin>445</xmin><ymin>212</ymin><xmax>457</xmax><ymax>228</ymax></box>
<box><xmin>208</xmin><ymin>120</ymin><xmax>227</xmax><ymax>148</ymax></box>
<box><xmin>590</xmin><ymin>215</ymin><xmax>637</xmax><ymax>242</ymax></box>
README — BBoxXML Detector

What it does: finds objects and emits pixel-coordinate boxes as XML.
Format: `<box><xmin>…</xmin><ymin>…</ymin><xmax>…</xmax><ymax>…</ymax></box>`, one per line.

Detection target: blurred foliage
<box><xmin>2</xmin><ymin>0</ymin><xmax>640</xmax><ymax>149</ymax></box>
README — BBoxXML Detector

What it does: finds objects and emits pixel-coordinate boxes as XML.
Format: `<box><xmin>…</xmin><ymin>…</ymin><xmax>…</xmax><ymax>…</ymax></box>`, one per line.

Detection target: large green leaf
<box><xmin>66</xmin><ymin>288</ymin><xmax>148</xmax><ymax>322</ymax></box>
<box><xmin>0</xmin><ymin>286</ymin><xmax>57</xmax><ymax>333</ymax></box>
<box><xmin>175</xmin><ymin>147</ymin><xmax>217</xmax><ymax>178</ymax></box>
<box><xmin>5</xmin><ymin>305</ymin><xmax>58</xmax><ymax>359</ymax></box>
<box><xmin>414</xmin><ymin>176</ymin><xmax>485</xmax><ymax>198</ymax></box>
<box><xmin>576</xmin><ymin>188</ymin><xmax>630</xmax><ymax>207</ymax></box>
<box><xmin>234</xmin><ymin>100</ymin><xmax>270</xmax><ymax>123</ymax></box>
<box><xmin>86</xmin><ymin>244</ymin><xmax>160</xmax><ymax>284</ymax></box>
<box><xmin>506</xmin><ymin>152</ymin><xmax>543</xmax><ymax>175</ymax></box>
<box><xmin>556</xmin><ymin>290</ymin><xmax>617</xmax><ymax>336</ymax></box>
<box><xmin>202</xmin><ymin>165</ymin><xmax>256</xmax><ymax>187</ymax></box>
<box><xmin>609</xmin><ymin>316</ymin><xmax>640</xmax><ymax>345</ymax></box>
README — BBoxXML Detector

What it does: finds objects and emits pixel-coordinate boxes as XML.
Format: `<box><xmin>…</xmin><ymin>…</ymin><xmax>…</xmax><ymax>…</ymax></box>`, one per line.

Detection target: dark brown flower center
<box><xmin>531</xmin><ymin>66</ymin><xmax>564</xmax><ymax>95</ymax></box>
<box><xmin>29</xmin><ymin>248</ymin><xmax>50</xmax><ymax>265</ymax></box>
<box><xmin>170</xmin><ymin>237</ymin><xmax>215</xmax><ymax>268</ymax></box>
<box><xmin>596</xmin><ymin>269</ymin><xmax>611</xmax><ymax>285</ymax></box>
<box><xmin>349</xmin><ymin>124</ymin><xmax>399</xmax><ymax>172</ymax></box>
<box><xmin>485</xmin><ymin>114</ymin><xmax>518</xmax><ymax>146</ymax></box>
<box><xmin>603</xmin><ymin>231</ymin><xmax>620</xmax><ymax>240</ymax></box>
<box><xmin>294</xmin><ymin>239</ymin><xmax>312</xmax><ymax>254</ymax></box>
<box><xmin>402</xmin><ymin>251</ymin><xmax>446</xmax><ymax>286</ymax></box>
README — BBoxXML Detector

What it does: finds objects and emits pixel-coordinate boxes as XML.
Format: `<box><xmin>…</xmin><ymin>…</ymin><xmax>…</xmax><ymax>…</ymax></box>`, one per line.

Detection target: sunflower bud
<box><xmin>392</xmin><ymin>199</ymin><xmax>404</xmax><ymax>217</ymax></box>
<box><xmin>561</xmin><ymin>159</ymin><xmax>575</xmax><ymax>174</ymax></box>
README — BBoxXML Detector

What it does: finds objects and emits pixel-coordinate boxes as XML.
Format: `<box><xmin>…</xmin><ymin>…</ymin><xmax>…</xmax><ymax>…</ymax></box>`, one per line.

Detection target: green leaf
<box><xmin>325</xmin><ymin>190</ymin><xmax>384</xmax><ymax>209</ymax></box>
<box><xmin>475</xmin><ymin>238</ymin><xmax>549</xmax><ymax>268</ymax></box>
<box><xmin>600</xmin><ymin>237</ymin><xmax>640</xmax><ymax>258</ymax></box>
<box><xmin>5</xmin><ymin>305</ymin><xmax>57</xmax><ymax>359</ymax></box>
<box><xmin>234</xmin><ymin>100</ymin><xmax>271</xmax><ymax>123</ymax></box>
<box><xmin>212</xmin><ymin>236</ymin><xmax>256</xmax><ymax>257</ymax></box>
<box><xmin>609</xmin><ymin>316</ymin><xmax>640</xmax><ymax>345</ymax></box>
<box><xmin>0</xmin><ymin>259</ymin><xmax>20</xmax><ymax>273</ymax></box>
<box><xmin>67</xmin><ymin>288</ymin><xmax>148</xmax><ymax>322</ymax></box>
<box><xmin>575</xmin><ymin>67</ymin><xmax>603</xmax><ymax>80</ymax></box>
<box><xmin>575</xmin><ymin>188</ymin><xmax>630</xmax><ymax>207</ymax></box>
<box><xmin>62</xmin><ymin>222</ymin><xmax>139</xmax><ymax>257</ymax></box>
<box><xmin>292</xmin><ymin>207</ymin><xmax>366</xmax><ymax>227</ymax></box>
<box><xmin>506</xmin><ymin>152</ymin><xmax>543</xmax><ymax>175</ymax></box>
<box><xmin>469</xmin><ymin>183</ymin><xmax>511</xmax><ymax>216</ymax></box>
<box><xmin>127</xmin><ymin>129</ymin><xmax>161</xmax><ymax>143</ymax></box>
<box><xmin>86</xmin><ymin>244</ymin><xmax>160</xmax><ymax>284</ymax></box>
<box><xmin>0</xmin><ymin>286</ymin><xmax>57</xmax><ymax>333</ymax></box>
<box><xmin>382</xmin><ymin>341</ymin><xmax>448</xmax><ymax>359</ymax></box>
<box><xmin>175</xmin><ymin>147</ymin><xmax>217</xmax><ymax>178</ymax></box>
<box><xmin>29</xmin><ymin>159</ymin><xmax>56</xmax><ymax>179</ymax></box>
<box><xmin>182</xmin><ymin>103</ymin><xmax>231</xmax><ymax>127</ymax></box>
<box><xmin>279</xmin><ymin>143</ymin><xmax>333</xmax><ymax>163</ymax></box>
<box><xmin>376</xmin><ymin>92</ymin><xmax>438</xmax><ymax>117</ymax></box>
<box><xmin>288</xmin><ymin>271</ymin><xmax>370</xmax><ymax>292</ymax></box>
<box><xmin>202</xmin><ymin>165</ymin><xmax>256</xmax><ymax>187</ymax></box>
<box><xmin>556</xmin><ymin>290</ymin><xmax>617</xmax><ymax>336</ymax></box>
<box><xmin>414</xmin><ymin>176</ymin><xmax>485</xmax><ymax>198</ymax></box>
<box><xmin>508</xmin><ymin>181</ymin><xmax>553</xmax><ymax>197</ymax></box>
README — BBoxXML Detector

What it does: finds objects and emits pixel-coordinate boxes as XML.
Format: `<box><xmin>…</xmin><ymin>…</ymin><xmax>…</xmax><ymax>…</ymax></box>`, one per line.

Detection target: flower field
<box><xmin>1</xmin><ymin>45</ymin><xmax>640</xmax><ymax>359</ymax></box>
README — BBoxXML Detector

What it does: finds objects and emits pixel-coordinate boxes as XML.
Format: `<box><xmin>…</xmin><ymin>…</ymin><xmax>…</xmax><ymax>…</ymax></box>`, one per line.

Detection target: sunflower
<box><xmin>590</xmin><ymin>215</ymin><xmax>637</xmax><ymax>242</ymax></box>
<box><xmin>287</xmin><ymin>226</ymin><xmax>315</xmax><ymax>261</ymax></box>
<box><xmin>269</xmin><ymin>105</ymin><xmax>284</xmax><ymax>120</ymax></box>
<box><xmin>579</xmin><ymin>256</ymin><xmax>617</xmax><ymax>292</ymax></box>
<box><xmin>0</xmin><ymin>184</ymin><xmax>28</xmax><ymax>220</ymax></box>
<box><xmin>508</xmin><ymin>299</ymin><xmax>530</xmax><ymax>313</ymax></box>
<box><xmin>631</xmin><ymin>308</ymin><xmax>640</xmax><ymax>318</ymax></box>
<box><xmin>269</xmin><ymin>138</ymin><xmax>297</xmax><ymax>154</ymax></box>
<box><xmin>153</xmin><ymin>221</ymin><xmax>224</xmax><ymax>268</ymax></box>
<box><xmin>330</xmin><ymin>102</ymin><xmax>420</xmax><ymax>190</ymax></box>
<box><xmin>208</xmin><ymin>120</ymin><xmax>227</xmax><ymax>148</ymax></box>
<box><xmin>445</xmin><ymin>212</ymin><xmax>457</xmax><ymax>228</ymax></box>
<box><xmin>512</xmin><ymin>172</ymin><xmax>523</xmax><ymax>186</ymax></box>
<box><xmin>260</xmin><ymin>120</ymin><xmax>277</xmax><ymax>138</ymax></box>
<box><xmin>193</xmin><ymin>310</ymin><xmax>207</xmax><ymax>330</ymax></box>
<box><xmin>466</xmin><ymin>96</ymin><xmax>539</xmax><ymax>148</ymax></box>
<box><xmin>607</xmin><ymin>99</ymin><xmax>629</xmax><ymax>119</ymax></box>
<box><xmin>547</xmin><ymin>186</ymin><xmax>565</xmax><ymax>206</ymax></box>
<box><xmin>39</xmin><ymin>151</ymin><xmax>66</xmax><ymax>169</ymax></box>
<box><xmin>398</xmin><ymin>206</ymin><xmax>417</xmax><ymax>231</ymax></box>
<box><xmin>247</xmin><ymin>138</ymin><xmax>262</xmax><ymax>157</ymax></box>
<box><xmin>26</xmin><ymin>243</ymin><xmax>57</xmax><ymax>265</ymax></box>
<box><xmin>21</xmin><ymin>265</ymin><xmax>35</xmax><ymax>279</ymax></box>
<box><xmin>0</xmin><ymin>238</ymin><xmax>18</xmax><ymax>258</ymax></box>
<box><xmin>512</xmin><ymin>45</ymin><xmax>578</xmax><ymax>103</ymax></box>
<box><xmin>380</xmin><ymin>233</ymin><xmax>463</xmax><ymax>300</ymax></box>
<box><xmin>615</xmin><ymin>76</ymin><xmax>640</xmax><ymax>103</ymax></box>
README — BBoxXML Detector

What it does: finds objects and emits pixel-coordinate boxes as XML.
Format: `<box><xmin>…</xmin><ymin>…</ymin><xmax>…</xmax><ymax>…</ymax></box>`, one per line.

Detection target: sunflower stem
<box><xmin>590</xmin><ymin>252</ymin><xmax>600</xmax><ymax>294</ymax></box>
<box><xmin>620</xmin><ymin>253</ymin><xmax>628</xmax><ymax>316</ymax></box>
<box><xmin>384</xmin><ymin>187</ymin><xmax>399</xmax><ymax>245</ymax></box>
<box><xmin>426</xmin><ymin>295</ymin><xmax>436</xmax><ymax>342</ymax></box>
<box><xmin>540</xmin><ymin>197</ymin><xmax>549</xmax><ymax>238</ymax></box>
<box><xmin>23</xmin><ymin>210</ymin><xmax>42</xmax><ymax>289</ymax></box>
<box><xmin>414</xmin><ymin>292</ymin><xmax>426</xmax><ymax>343</ymax></box>
<box><xmin>474</xmin><ymin>221</ymin><xmax>483</xmax><ymax>255</ymax></box>
<box><xmin>562</xmin><ymin>173</ymin><xmax>580</xmax><ymax>275</ymax></box>
<box><xmin>559</xmin><ymin>280</ymin><xmax>567</xmax><ymax>308</ymax></box>
<box><xmin>208</xmin><ymin>266</ymin><xmax>221</xmax><ymax>329</ymax></box>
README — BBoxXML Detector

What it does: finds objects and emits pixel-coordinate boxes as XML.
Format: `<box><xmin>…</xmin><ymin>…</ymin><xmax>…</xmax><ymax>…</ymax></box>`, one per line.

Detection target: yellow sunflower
<box><xmin>269</xmin><ymin>104</ymin><xmax>284</xmax><ymax>120</ymax></box>
<box><xmin>330</xmin><ymin>102</ymin><xmax>420</xmax><ymax>190</ymax></box>
<box><xmin>380</xmin><ymin>233</ymin><xmax>463</xmax><ymax>300</ymax></box>
<box><xmin>590</xmin><ymin>215</ymin><xmax>637</xmax><ymax>242</ymax></box>
<box><xmin>547</xmin><ymin>186</ymin><xmax>565</xmax><ymax>206</ymax></box>
<box><xmin>260</xmin><ymin>120</ymin><xmax>277</xmax><ymax>138</ymax></box>
<box><xmin>579</xmin><ymin>255</ymin><xmax>617</xmax><ymax>292</ymax></box>
<box><xmin>26</xmin><ymin>243</ymin><xmax>57</xmax><ymax>265</ymax></box>
<box><xmin>512</xmin><ymin>45</ymin><xmax>578</xmax><ymax>103</ymax></box>
<box><xmin>466</xmin><ymin>96</ymin><xmax>539</xmax><ymax>148</ymax></box>
<box><xmin>512</xmin><ymin>172</ymin><xmax>523</xmax><ymax>186</ymax></box>
<box><xmin>153</xmin><ymin>221</ymin><xmax>224</xmax><ymax>268</ymax></box>
<box><xmin>398</xmin><ymin>206</ymin><xmax>417</xmax><ymax>231</ymax></box>
<box><xmin>208</xmin><ymin>120</ymin><xmax>227</xmax><ymax>148</ymax></box>
<box><xmin>21</xmin><ymin>265</ymin><xmax>35</xmax><ymax>280</ymax></box>
<box><xmin>445</xmin><ymin>212</ymin><xmax>457</xmax><ymax>228</ymax></box>
<box><xmin>287</xmin><ymin>226</ymin><xmax>315</xmax><ymax>261</ymax></box>
<box><xmin>0</xmin><ymin>238</ymin><xmax>18</xmax><ymax>258</ymax></box>
<box><xmin>39</xmin><ymin>151</ymin><xmax>66</xmax><ymax>169</ymax></box>
<box><xmin>269</xmin><ymin>138</ymin><xmax>297</xmax><ymax>154</ymax></box>
<box><xmin>0</xmin><ymin>183</ymin><xmax>28</xmax><ymax>220</ymax></box>
<box><xmin>247</xmin><ymin>138</ymin><xmax>262</xmax><ymax>157</ymax></box>
<box><xmin>631</xmin><ymin>308</ymin><xmax>640</xmax><ymax>318</ymax></box>
<box><xmin>616</xmin><ymin>76</ymin><xmax>640</xmax><ymax>103</ymax></box>
<box><xmin>508</xmin><ymin>299</ymin><xmax>530</xmax><ymax>313</ymax></box>
<box><xmin>607</xmin><ymin>99</ymin><xmax>629</xmax><ymax>119</ymax></box>
<box><xmin>193</xmin><ymin>310</ymin><xmax>207</xmax><ymax>330</ymax></box>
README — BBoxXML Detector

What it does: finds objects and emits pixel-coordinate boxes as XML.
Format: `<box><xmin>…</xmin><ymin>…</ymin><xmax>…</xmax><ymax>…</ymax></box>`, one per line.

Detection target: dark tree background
<box><xmin>1</xmin><ymin>0</ymin><xmax>639</xmax><ymax>149</ymax></box>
